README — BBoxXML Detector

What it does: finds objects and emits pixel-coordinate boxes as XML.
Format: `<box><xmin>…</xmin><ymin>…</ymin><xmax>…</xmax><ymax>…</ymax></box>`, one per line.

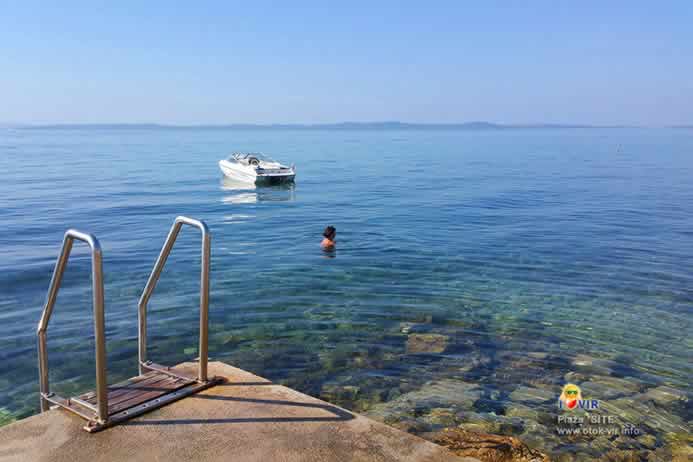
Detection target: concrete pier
<box><xmin>0</xmin><ymin>361</ymin><xmax>470</xmax><ymax>462</ymax></box>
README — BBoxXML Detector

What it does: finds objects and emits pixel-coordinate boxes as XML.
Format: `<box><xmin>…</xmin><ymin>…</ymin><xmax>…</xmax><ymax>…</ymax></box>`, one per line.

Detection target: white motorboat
<box><xmin>218</xmin><ymin>153</ymin><xmax>296</xmax><ymax>183</ymax></box>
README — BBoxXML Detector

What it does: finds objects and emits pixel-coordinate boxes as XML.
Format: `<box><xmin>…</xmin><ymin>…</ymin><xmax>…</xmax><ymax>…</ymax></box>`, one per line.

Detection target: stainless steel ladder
<box><xmin>37</xmin><ymin>216</ymin><xmax>222</xmax><ymax>432</ymax></box>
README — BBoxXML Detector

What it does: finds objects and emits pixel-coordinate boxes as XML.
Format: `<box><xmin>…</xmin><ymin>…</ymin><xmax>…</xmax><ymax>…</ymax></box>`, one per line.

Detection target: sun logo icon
<box><xmin>559</xmin><ymin>383</ymin><xmax>582</xmax><ymax>410</ymax></box>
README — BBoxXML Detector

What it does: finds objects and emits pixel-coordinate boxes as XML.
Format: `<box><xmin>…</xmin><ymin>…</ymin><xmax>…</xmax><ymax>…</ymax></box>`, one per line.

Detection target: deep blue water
<box><xmin>0</xmin><ymin>128</ymin><xmax>691</xmax><ymax>459</ymax></box>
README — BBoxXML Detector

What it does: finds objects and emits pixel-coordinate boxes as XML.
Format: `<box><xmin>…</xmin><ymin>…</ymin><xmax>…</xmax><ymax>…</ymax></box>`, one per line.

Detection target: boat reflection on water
<box><xmin>220</xmin><ymin>177</ymin><xmax>295</xmax><ymax>205</ymax></box>
<box><xmin>221</xmin><ymin>192</ymin><xmax>258</xmax><ymax>204</ymax></box>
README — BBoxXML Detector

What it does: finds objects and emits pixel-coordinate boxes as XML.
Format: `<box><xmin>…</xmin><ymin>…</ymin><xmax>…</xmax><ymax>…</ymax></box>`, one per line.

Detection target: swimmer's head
<box><xmin>323</xmin><ymin>226</ymin><xmax>336</xmax><ymax>239</ymax></box>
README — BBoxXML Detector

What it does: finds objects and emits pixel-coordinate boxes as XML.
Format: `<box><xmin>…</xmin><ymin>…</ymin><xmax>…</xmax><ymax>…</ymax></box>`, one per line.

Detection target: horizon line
<box><xmin>2</xmin><ymin>120</ymin><xmax>692</xmax><ymax>130</ymax></box>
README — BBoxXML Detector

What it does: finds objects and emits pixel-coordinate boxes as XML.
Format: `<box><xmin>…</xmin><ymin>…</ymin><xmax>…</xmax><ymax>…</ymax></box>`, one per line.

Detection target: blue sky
<box><xmin>1</xmin><ymin>1</ymin><xmax>691</xmax><ymax>125</ymax></box>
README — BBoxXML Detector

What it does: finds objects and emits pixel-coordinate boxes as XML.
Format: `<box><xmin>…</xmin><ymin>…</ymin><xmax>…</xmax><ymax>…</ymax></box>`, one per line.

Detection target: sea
<box><xmin>0</xmin><ymin>127</ymin><xmax>691</xmax><ymax>460</ymax></box>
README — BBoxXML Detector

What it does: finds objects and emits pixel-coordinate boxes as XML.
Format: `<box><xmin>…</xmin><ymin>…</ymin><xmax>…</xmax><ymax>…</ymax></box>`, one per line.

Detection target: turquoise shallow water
<box><xmin>0</xmin><ymin>128</ymin><xmax>691</xmax><ymax>459</ymax></box>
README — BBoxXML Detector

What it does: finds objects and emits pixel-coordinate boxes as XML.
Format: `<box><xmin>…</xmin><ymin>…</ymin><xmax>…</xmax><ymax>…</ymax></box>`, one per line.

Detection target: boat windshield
<box><xmin>231</xmin><ymin>152</ymin><xmax>275</xmax><ymax>163</ymax></box>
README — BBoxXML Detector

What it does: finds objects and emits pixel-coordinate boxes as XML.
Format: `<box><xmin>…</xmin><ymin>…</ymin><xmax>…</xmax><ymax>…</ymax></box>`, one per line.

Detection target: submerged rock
<box><xmin>490</xmin><ymin>352</ymin><xmax>561</xmax><ymax>389</ymax></box>
<box><xmin>424</xmin><ymin>407</ymin><xmax>458</xmax><ymax>427</ymax></box>
<box><xmin>457</xmin><ymin>412</ymin><xmax>527</xmax><ymax>437</ymax></box>
<box><xmin>579</xmin><ymin>376</ymin><xmax>641</xmax><ymax>400</ymax></box>
<box><xmin>387</xmin><ymin>418</ymin><xmax>430</xmax><ymax>434</ymax></box>
<box><xmin>660</xmin><ymin>432</ymin><xmax>693</xmax><ymax>462</ymax></box>
<box><xmin>509</xmin><ymin>386</ymin><xmax>555</xmax><ymax>404</ymax></box>
<box><xmin>505</xmin><ymin>403</ymin><xmax>540</xmax><ymax>422</ymax></box>
<box><xmin>319</xmin><ymin>383</ymin><xmax>361</xmax><ymax>407</ymax></box>
<box><xmin>563</xmin><ymin>371</ymin><xmax>590</xmax><ymax>384</ymax></box>
<box><xmin>639</xmin><ymin>385</ymin><xmax>688</xmax><ymax>407</ymax></box>
<box><xmin>597</xmin><ymin>449</ymin><xmax>647</xmax><ymax>462</ymax></box>
<box><xmin>433</xmin><ymin>427</ymin><xmax>550</xmax><ymax>462</ymax></box>
<box><xmin>366</xmin><ymin>378</ymin><xmax>482</xmax><ymax>422</ymax></box>
<box><xmin>406</xmin><ymin>333</ymin><xmax>449</xmax><ymax>354</ymax></box>
<box><xmin>526</xmin><ymin>352</ymin><xmax>549</xmax><ymax>360</ymax></box>
<box><xmin>636</xmin><ymin>433</ymin><xmax>656</xmax><ymax>449</ymax></box>
<box><xmin>570</xmin><ymin>354</ymin><xmax>616</xmax><ymax>376</ymax></box>
<box><xmin>599</xmin><ymin>396</ymin><xmax>687</xmax><ymax>433</ymax></box>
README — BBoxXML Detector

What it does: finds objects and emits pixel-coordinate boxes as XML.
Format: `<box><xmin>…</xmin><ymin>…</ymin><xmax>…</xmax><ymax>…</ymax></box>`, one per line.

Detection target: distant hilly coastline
<box><xmin>3</xmin><ymin>121</ymin><xmax>644</xmax><ymax>130</ymax></box>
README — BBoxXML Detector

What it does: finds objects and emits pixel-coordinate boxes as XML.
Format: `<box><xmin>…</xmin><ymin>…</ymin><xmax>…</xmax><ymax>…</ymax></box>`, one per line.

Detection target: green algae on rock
<box><xmin>0</xmin><ymin>408</ymin><xmax>15</xmax><ymax>427</ymax></box>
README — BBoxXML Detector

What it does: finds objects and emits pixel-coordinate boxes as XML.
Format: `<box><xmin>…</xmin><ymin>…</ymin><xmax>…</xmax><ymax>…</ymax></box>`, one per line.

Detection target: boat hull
<box><xmin>219</xmin><ymin>160</ymin><xmax>296</xmax><ymax>184</ymax></box>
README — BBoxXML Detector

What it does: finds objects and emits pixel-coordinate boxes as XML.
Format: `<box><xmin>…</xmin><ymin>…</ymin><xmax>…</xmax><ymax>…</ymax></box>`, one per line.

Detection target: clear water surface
<box><xmin>0</xmin><ymin>128</ymin><xmax>691</xmax><ymax>460</ymax></box>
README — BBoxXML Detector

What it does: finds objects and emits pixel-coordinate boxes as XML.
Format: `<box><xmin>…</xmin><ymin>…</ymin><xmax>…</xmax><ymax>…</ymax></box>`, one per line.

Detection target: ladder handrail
<box><xmin>138</xmin><ymin>216</ymin><xmax>211</xmax><ymax>382</ymax></box>
<box><xmin>37</xmin><ymin>230</ymin><xmax>108</xmax><ymax>423</ymax></box>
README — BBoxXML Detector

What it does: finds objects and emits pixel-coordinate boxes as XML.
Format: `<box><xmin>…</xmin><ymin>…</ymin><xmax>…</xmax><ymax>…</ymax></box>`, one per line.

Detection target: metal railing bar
<box><xmin>43</xmin><ymin>394</ymin><xmax>98</xmax><ymax>421</ymax></box>
<box><xmin>36</xmin><ymin>229</ymin><xmax>108</xmax><ymax>423</ymax></box>
<box><xmin>138</xmin><ymin>216</ymin><xmax>211</xmax><ymax>382</ymax></box>
<box><xmin>139</xmin><ymin>361</ymin><xmax>200</xmax><ymax>382</ymax></box>
<box><xmin>70</xmin><ymin>396</ymin><xmax>100</xmax><ymax>412</ymax></box>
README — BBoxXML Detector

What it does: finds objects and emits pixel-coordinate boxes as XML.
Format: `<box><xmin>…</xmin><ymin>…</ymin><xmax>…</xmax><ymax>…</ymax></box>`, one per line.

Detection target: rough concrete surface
<box><xmin>0</xmin><ymin>361</ymin><xmax>472</xmax><ymax>462</ymax></box>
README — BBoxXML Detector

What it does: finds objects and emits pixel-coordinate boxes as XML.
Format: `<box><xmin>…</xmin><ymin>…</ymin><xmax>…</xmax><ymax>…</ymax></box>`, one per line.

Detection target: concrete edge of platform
<box><xmin>0</xmin><ymin>361</ymin><xmax>476</xmax><ymax>462</ymax></box>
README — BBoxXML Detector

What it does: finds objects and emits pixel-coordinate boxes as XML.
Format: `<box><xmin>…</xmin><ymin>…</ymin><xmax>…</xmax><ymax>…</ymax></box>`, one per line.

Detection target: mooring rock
<box><xmin>433</xmin><ymin>428</ymin><xmax>550</xmax><ymax>462</ymax></box>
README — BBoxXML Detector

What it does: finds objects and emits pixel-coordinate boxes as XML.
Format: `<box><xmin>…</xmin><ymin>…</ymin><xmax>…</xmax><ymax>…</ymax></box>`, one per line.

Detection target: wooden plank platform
<box><xmin>78</xmin><ymin>370</ymin><xmax>195</xmax><ymax>416</ymax></box>
<box><xmin>40</xmin><ymin>367</ymin><xmax>221</xmax><ymax>432</ymax></box>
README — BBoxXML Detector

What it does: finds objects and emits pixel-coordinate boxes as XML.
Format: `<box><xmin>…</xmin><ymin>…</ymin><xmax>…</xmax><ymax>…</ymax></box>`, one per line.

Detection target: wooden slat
<box><xmin>73</xmin><ymin>370</ymin><xmax>195</xmax><ymax>417</ymax></box>
<box><xmin>81</xmin><ymin>371</ymin><xmax>156</xmax><ymax>399</ymax></box>
<box><xmin>83</xmin><ymin>377</ymin><xmax>222</xmax><ymax>433</ymax></box>
<box><xmin>107</xmin><ymin>376</ymin><xmax>193</xmax><ymax>415</ymax></box>
<box><xmin>102</xmin><ymin>375</ymin><xmax>174</xmax><ymax>405</ymax></box>
<box><xmin>79</xmin><ymin>372</ymin><xmax>161</xmax><ymax>402</ymax></box>
<box><xmin>80</xmin><ymin>372</ymin><xmax>173</xmax><ymax>404</ymax></box>
<box><xmin>105</xmin><ymin>375</ymin><xmax>182</xmax><ymax>408</ymax></box>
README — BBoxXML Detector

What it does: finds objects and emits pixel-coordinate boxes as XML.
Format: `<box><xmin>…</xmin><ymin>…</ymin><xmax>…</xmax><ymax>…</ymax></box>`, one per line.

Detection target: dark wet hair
<box><xmin>323</xmin><ymin>226</ymin><xmax>336</xmax><ymax>238</ymax></box>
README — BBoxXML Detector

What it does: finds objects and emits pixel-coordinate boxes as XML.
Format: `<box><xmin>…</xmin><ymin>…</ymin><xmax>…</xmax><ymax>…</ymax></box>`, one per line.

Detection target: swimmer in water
<box><xmin>321</xmin><ymin>226</ymin><xmax>336</xmax><ymax>250</ymax></box>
